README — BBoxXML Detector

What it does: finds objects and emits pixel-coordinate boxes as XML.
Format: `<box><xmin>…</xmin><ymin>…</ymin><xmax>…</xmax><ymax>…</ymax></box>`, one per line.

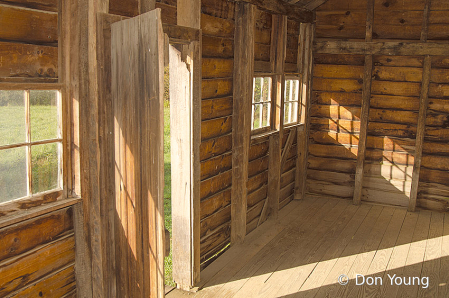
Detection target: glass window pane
<box><xmin>261</xmin><ymin>77</ymin><xmax>271</xmax><ymax>103</ymax></box>
<box><xmin>285</xmin><ymin>80</ymin><xmax>291</xmax><ymax>99</ymax></box>
<box><xmin>0</xmin><ymin>147</ymin><xmax>27</xmax><ymax>203</ymax></box>
<box><xmin>292</xmin><ymin>80</ymin><xmax>300</xmax><ymax>101</ymax></box>
<box><xmin>0</xmin><ymin>90</ymin><xmax>26</xmax><ymax>146</ymax></box>
<box><xmin>284</xmin><ymin>102</ymin><xmax>299</xmax><ymax>124</ymax></box>
<box><xmin>252</xmin><ymin>77</ymin><xmax>272</xmax><ymax>131</ymax></box>
<box><xmin>284</xmin><ymin>102</ymin><xmax>290</xmax><ymax>124</ymax></box>
<box><xmin>253</xmin><ymin>78</ymin><xmax>261</xmax><ymax>103</ymax></box>
<box><xmin>284</xmin><ymin>79</ymin><xmax>300</xmax><ymax>102</ymax></box>
<box><xmin>30</xmin><ymin>90</ymin><xmax>58</xmax><ymax>142</ymax></box>
<box><xmin>31</xmin><ymin>142</ymin><xmax>60</xmax><ymax>194</ymax></box>
<box><xmin>284</xmin><ymin>78</ymin><xmax>300</xmax><ymax>125</ymax></box>
<box><xmin>253</xmin><ymin>104</ymin><xmax>261</xmax><ymax>129</ymax></box>
<box><xmin>262</xmin><ymin>103</ymin><xmax>270</xmax><ymax>127</ymax></box>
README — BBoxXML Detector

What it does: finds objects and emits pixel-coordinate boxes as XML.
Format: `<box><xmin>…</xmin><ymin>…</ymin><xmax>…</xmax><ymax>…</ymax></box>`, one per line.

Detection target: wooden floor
<box><xmin>167</xmin><ymin>196</ymin><xmax>449</xmax><ymax>298</ymax></box>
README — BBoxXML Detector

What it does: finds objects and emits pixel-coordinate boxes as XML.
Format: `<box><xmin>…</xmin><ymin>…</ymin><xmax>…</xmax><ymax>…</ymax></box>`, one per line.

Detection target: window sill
<box><xmin>250</xmin><ymin>129</ymin><xmax>278</xmax><ymax>144</ymax></box>
<box><xmin>284</xmin><ymin>122</ymin><xmax>304</xmax><ymax>131</ymax></box>
<box><xmin>0</xmin><ymin>191</ymin><xmax>81</xmax><ymax>229</ymax></box>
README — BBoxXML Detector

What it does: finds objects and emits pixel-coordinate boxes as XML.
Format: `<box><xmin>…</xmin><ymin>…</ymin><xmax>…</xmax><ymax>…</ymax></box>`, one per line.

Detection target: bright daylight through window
<box><xmin>251</xmin><ymin>76</ymin><xmax>272</xmax><ymax>131</ymax></box>
<box><xmin>0</xmin><ymin>90</ymin><xmax>62</xmax><ymax>204</ymax></box>
<box><xmin>283</xmin><ymin>78</ymin><xmax>300</xmax><ymax>125</ymax></box>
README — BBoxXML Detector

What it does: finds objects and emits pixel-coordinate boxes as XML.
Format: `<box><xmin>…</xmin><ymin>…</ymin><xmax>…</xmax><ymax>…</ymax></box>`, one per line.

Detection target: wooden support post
<box><xmin>409</xmin><ymin>1</ymin><xmax>432</xmax><ymax>211</ymax></box>
<box><xmin>352</xmin><ymin>0</ymin><xmax>374</xmax><ymax>205</ymax></box>
<box><xmin>409</xmin><ymin>56</ymin><xmax>431</xmax><ymax>212</ymax></box>
<box><xmin>177</xmin><ymin>0</ymin><xmax>200</xmax><ymax>28</ymax></box>
<box><xmin>231</xmin><ymin>2</ymin><xmax>255</xmax><ymax>244</ymax></box>
<box><xmin>353</xmin><ymin>56</ymin><xmax>373</xmax><ymax>205</ymax></box>
<box><xmin>65</xmin><ymin>0</ymin><xmax>110</xmax><ymax>295</ymax></box>
<box><xmin>139</xmin><ymin>0</ymin><xmax>155</xmax><ymax>14</ymax></box>
<box><xmin>295</xmin><ymin>22</ymin><xmax>314</xmax><ymax>200</ymax></box>
<box><xmin>73</xmin><ymin>202</ymin><xmax>92</xmax><ymax>298</ymax></box>
<box><xmin>421</xmin><ymin>0</ymin><xmax>431</xmax><ymax>42</ymax></box>
<box><xmin>265</xmin><ymin>15</ymin><xmax>287</xmax><ymax>222</ymax></box>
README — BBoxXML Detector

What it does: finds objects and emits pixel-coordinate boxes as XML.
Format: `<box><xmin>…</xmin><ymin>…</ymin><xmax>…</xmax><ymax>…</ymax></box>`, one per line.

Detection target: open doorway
<box><xmin>163</xmin><ymin>65</ymin><xmax>175</xmax><ymax>288</ymax></box>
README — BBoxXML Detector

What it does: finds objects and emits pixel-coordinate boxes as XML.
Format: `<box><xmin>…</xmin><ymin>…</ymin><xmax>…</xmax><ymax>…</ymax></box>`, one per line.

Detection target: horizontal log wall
<box><xmin>311</xmin><ymin>0</ymin><xmax>449</xmax><ymax>211</ymax></box>
<box><xmin>0</xmin><ymin>207</ymin><xmax>76</xmax><ymax>297</ymax></box>
<box><xmin>0</xmin><ymin>1</ymin><xmax>58</xmax><ymax>81</ymax></box>
<box><xmin>199</xmin><ymin>0</ymin><xmax>235</xmax><ymax>268</ymax></box>
<box><xmin>308</xmin><ymin>53</ymin><xmax>361</xmax><ymax>199</ymax></box>
<box><xmin>419</xmin><ymin>54</ymin><xmax>449</xmax><ymax>211</ymax></box>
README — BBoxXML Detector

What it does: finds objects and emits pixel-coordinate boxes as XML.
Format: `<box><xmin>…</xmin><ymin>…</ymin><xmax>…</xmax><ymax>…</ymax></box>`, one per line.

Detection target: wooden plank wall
<box><xmin>199</xmin><ymin>0</ymin><xmax>235</xmax><ymax>268</ymax></box>
<box><xmin>0</xmin><ymin>0</ymin><xmax>58</xmax><ymax>81</ymax></box>
<box><xmin>0</xmin><ymin>208</ymin><xmax>76</xmax><ymax>297</ymax></box>
<box><xmin>309</xmin><ymin>0</ymin><xmax>449</xmax><ymax>212</ymax></box>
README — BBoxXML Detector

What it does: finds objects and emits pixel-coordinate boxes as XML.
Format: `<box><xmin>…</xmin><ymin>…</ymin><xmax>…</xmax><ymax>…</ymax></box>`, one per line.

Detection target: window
<box><xmin>0</xmin><ymin>89</ymin><xmax>62</xmax><ymax>204</ymax></box>
<box><xmin>251</xmin><ymin>76</ymin><xmax>272</xmax><ymax>131</ymax></box>
<box><xmin>283</xmin><ymin>77</ymin><xmax>300</xmax><ymax>125</ymax></box>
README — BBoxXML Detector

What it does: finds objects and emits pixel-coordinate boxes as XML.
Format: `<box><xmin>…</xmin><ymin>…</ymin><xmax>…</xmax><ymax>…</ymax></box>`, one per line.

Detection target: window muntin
<box><xmin>0</xmin><ymin>89</ymin><xmax>62</xmax><ymax>204</ymax></box>
<box><xmin>283</xmin><ymin>77</ymin><xmax>300</xmax><ymax>125</ymax></box>
<box><xmin>252</xmin><ymin>76</ymin><xmax>272</xmax><ymax>131</ymax></box>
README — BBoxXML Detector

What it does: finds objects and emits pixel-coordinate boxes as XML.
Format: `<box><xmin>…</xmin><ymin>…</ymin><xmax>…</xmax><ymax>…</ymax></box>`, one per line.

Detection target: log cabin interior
<box><xmin>1</xmin><ymin>0</ymin><xmax>449</xmax><ymax>297</ymax></box>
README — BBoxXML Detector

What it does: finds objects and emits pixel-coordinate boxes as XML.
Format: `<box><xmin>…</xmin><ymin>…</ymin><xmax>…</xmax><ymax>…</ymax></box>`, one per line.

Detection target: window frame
<box><xmin>283</xmin><ymin>74</ymin><xmax>302</xmax><ymax>127</ymax></box>
<box><xmin>251</xmin><ymin>75</ymin><xmax>274</xmax><ymax>135</ymax></box>
<box><xmin>0</xmin><ymin>83</ymin><xmax>67</xmax><ymax>209</ymax></box>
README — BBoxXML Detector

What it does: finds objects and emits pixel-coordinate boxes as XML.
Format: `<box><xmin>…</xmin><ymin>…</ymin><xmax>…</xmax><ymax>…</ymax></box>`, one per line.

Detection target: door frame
<box><xmin>164</xmin><ymin>23</ymin><xmax>202</xmax><ymax>291</ymax></box>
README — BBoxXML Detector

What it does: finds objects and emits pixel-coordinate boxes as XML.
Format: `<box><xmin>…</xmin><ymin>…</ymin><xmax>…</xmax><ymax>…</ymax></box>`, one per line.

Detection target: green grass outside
<box><xmin>163</xmin><ymin>98</ymin><xmax>175</xmax><ymax>287</ymax></box>
<box><xmin>163</xmin><ymin>65</ymin><xmax>175</xmax><ymax>287</ymax></box>
<box><xmin>0</xmin><ymin>104</ymin><xmax>59</xmax><ymax>203</ymax></box>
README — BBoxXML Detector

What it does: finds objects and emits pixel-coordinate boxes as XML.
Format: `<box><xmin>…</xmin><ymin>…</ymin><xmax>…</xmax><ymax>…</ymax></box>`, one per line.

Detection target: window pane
<box><xmin>262</xmin><ymin>103</ymin><xmax>270</xmax><ymax>127</ymax></box>
<box><xmin>30</xmin><ymin>90</ymin><xmax>58</xmax><ymax>142</ymax></box>
<box><xmin>252</xmin><ymin>77</ymin><xmax>272</xmax><ymax>131</ymax></box>
<box><xmin>31</xmin><ymin>142</ymin><xmax>60</xmax><ymax>194</ymax></box>
<box><xmin>253</xmin><ymin>104</ymin><xmax>261</xmax><ymax>129</ymax></box>
<box><xmin>0</xmin><ymin>147</ymin><xmax>27</xmax><ymax>203</ymax></box>
<box><xmin>253</xmin><ymin>77</ymin><xmax>272</xmax><ymax>104</ymax></box>
<box><xmin>0</xmin><ymin>90</ymin><xmax>26</xmax><ymax>146</ymax></box>
<box><xmin>284</xmin><ymin>78</ymin><xmax>300</xmax><ymax>125</ymax></box>
<box><xmin>292</xmin><ymin>80</ymin><xmax>300</xmax><ymax>101</ymax></box>
<box><xmin>284</xmin><ymin>101</ymin><xmax>298</xmax><ymax>124</ymax></box>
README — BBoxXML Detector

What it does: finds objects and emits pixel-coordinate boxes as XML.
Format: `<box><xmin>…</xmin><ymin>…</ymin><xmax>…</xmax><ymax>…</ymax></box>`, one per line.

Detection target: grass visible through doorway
<box><xmin>163</xmin><ymin>67</ymin><xmax>175</xmax><ymax>287</ymax></box>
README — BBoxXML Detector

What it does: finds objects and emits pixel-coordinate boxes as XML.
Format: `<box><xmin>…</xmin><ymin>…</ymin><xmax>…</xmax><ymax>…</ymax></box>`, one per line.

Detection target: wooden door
<box><xmin>111</xmin><ymin>9</ymin><xmax>165</xmax><ymax>298</ymax></box>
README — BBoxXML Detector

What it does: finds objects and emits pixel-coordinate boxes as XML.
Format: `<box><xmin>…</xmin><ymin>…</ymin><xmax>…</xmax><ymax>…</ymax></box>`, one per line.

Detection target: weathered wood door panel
<box><xmin>111</xmin><ymin>9</ymin><xmax>165</xmax><ymax>298</ymax></box>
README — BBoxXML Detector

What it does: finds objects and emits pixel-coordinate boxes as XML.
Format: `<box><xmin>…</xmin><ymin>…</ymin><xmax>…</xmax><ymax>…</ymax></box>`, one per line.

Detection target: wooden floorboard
<box><xmin>256</xmin><ymin>201</ymin><xmax>360</xmax><ymax>297</ymax></box>
<box><xmin>233</xmin><ymin>200</ymin><xmax>352</xmax><ymax>298</ymax></box>
<box><xmin>167</xmin><ymin>196</ymin><xmax>449</xmax><ymax>298</ymax></box>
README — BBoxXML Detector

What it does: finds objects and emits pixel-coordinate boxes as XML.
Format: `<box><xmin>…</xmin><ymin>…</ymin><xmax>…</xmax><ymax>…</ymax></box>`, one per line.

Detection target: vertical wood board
<box><xmin>231</xmin><ymin>2</ymin><xmax>255</xmax><ymax>244</ymax></box>
<box><xmin>111</xmin><ymin>9</ymin><xmax>165</xmax><ymax>298</ymax></box>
